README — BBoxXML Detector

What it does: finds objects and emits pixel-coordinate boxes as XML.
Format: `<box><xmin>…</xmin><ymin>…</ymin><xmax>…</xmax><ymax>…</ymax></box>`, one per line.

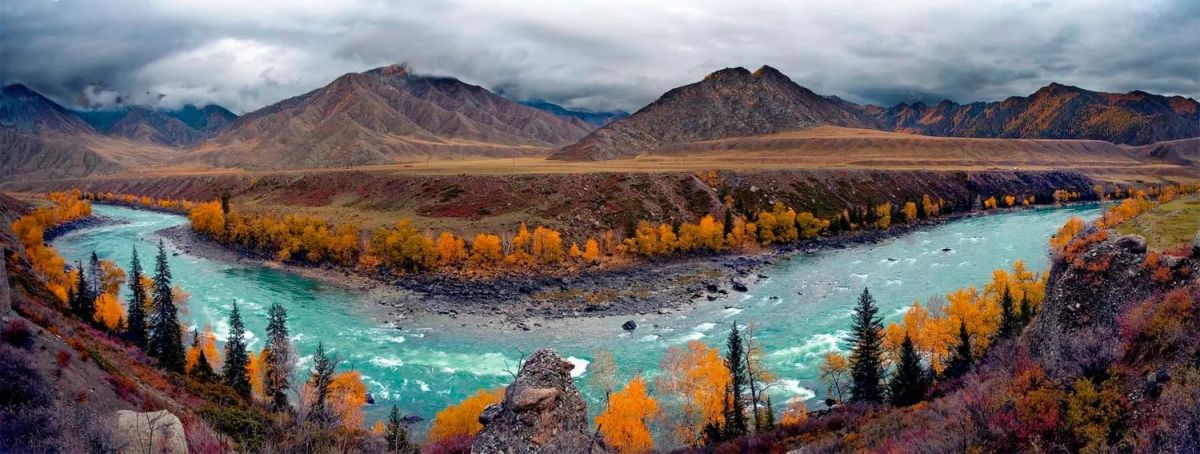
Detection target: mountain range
<box><xmin>3</xmin><ymin>63</ymin><xmax>1200</xmax><ymax>176</ymax></box>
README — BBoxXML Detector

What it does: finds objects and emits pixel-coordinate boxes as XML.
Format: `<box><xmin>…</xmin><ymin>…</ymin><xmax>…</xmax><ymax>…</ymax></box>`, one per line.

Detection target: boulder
<box><xmin>731</xmin><ymin>281</ymin><xmax>749</xmax><ymax>292</ymax></box>
<box><xmin>621</xmin><ymin>320</ymin><xmax>638</xmax><ymax>331</ymax></box>
<box><xmin>472</xmin><ymin>349</ymin><xmax>603</xmax><ymax>453</ymax></box>
<box><xmin>115</xmin><ymin>410</ymin><xmax>188</xmax><ymax>454</ymax></box>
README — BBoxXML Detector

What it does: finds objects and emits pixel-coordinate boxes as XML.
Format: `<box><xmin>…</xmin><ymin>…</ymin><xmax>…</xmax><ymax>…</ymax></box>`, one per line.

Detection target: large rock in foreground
<box><xmin>116</xmin><ymin>409</ymin><xmax>188</xmax><ymax>454</ymax></box>
<box><xmin>472</xmin><ymin>349</ymin><xmax>602</xmax><ymax>453</ymax></box>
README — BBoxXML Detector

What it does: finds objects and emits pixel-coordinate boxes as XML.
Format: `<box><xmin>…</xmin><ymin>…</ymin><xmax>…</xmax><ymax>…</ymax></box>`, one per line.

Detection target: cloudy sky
<box><xmin>3</xmin><ymin>0</ymin><xmax>1198</xmax><ymax>113</ymax></box>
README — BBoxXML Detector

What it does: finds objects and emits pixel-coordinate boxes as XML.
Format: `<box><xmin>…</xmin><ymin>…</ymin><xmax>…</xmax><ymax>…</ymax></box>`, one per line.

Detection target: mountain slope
<box><xmin>75</xmin><ymin>104</ymin><xmax>238</xmax><ymax>147</ymax></box>
<box><xmin>877</xmin><ymin>83</ymin><xmax>1200</xmax><ymax>145</ymax></box>
<box><xmin>520</xmin><ymin>99</ymin><xmax>628</xmax><ymax>127</ymax></box>
<box><xmin>0</xmin><ymin>84</ymin><xmax>181</xmax><ymax>180</ymax></box>
<box><xmin>548</xmin><ymin>66</ymin><xmax>879</xmax><ymax>161</ymax></box>
<box><xmin>193</xmin><ymin>64</ymin><xmax>594</xmax><ymax>170</ymax></box>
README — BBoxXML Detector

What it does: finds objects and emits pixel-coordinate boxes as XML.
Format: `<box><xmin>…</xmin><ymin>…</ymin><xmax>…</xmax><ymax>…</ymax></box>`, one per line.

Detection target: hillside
<box><xmin>0</xmin><ymin>85</ymin><xmax>182</xmax><ymax>181</ymax></box>
<box><xmin>75</xmin><ymin>104</ymin><xmax>237</xmax><ymax>147</ymax></box>
<box><xmin>548</xmin><ymin>66</ymin><xmax>878</xmax><ymax>161</ymax></box>
<box><xmin>877</xmin><ymin>83</ymin><xmax>1200</xmax><ymax>145</ymax></box>
<box><xmin>191</xmin><ymin>64</ymin><xmax>595</xmax><ymax>170</ymax></box>
<box><xmin>520</xmin><ymin>99</ymin><xmax>628</xmax><ymax>127</ymax></box>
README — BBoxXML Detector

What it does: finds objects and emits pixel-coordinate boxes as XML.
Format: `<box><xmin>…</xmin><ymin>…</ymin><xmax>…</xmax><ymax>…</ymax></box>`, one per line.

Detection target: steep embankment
<box><xmin>7</xmin><ymin>169</ymin><xmax>1099</xmax><ymax>238</ymax></box>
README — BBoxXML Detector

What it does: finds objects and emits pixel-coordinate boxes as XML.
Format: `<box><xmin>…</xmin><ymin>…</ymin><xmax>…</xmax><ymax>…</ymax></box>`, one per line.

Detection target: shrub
<box><xmin>1</xmin><ymin>319</ymin><xmax>35</xmax><ymax>350</ymax></box>
<box><xmin>422</xmin><ymin>434</ymin><xmax>474</xmax><ymax>454</ymax></box>
<box><xmin>199</xmin><ymin>403</ymin><xmax>271</xmax><ymax>451</ymax></box>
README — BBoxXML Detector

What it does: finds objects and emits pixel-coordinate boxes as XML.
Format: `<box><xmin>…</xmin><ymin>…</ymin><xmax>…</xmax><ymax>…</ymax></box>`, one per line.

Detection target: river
<box><xmin>52</xmin><ymin>203</ymin><xmax>1101</xmax><ymax>427</ymax></box>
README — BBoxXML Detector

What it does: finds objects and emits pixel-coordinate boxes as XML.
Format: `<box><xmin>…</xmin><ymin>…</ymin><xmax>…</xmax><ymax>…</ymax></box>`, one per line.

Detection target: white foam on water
<box><xmin>415</xmin><ymin>380</ymin><xmax>431</xmax><ymax>392</ymax></box>
<box><xmin>639</xmin><ymin>334</ymin><xmax>661</xmax><ymax>342</ymax></box>
<box><xmin>885</xmin><ymin>279</ymin><xmax>903</xmax><ymax>287</ymax></box>
<box><xmin>387</xmin><ymin>336</ymin><xmax>405</xmax><ymax>344</ymax></box>
<box><xmin>851</xmin><ymin>273</ymin><xmax>868</xmax><ymax>280</ymax></box>
<box><xmin>370</xmin><ymin>356</ymin><xmax>404</xmax><ymax>369</ymax></box>
<box><xmin>566</xmin><ymin>356</ymin><xmax>589</xmax><ymax>378</ymax></box>
<box><xmin>722</xmin><ymin>308</ymin><xmax>744</xmax><ymax>317</ymax></box>
<box><xmin>778</xmin><ymin>379</ymin><xmax>817</xmax><ymax>401</ymax></box>
<box><xmin>694</xmin><ymin>322</ymin><xmax>717</xmax><ymax>332</ymax></box>
<box><xmin>769</xmin><ymin>331</ymin><xmax>847</xmax><ymax>358</ymax></box>
<box><xmin>405</xmin><ymin>351</ymin><xmax>514</xmax><ymax>377</ymax></box>
<box><xmin>676</xmin><ymin>331</ymin><xmax>706</xmax><ymax>343</ymax></box>
<box><xmin>740</xmin><ymin>294</ymin><xmax>753</xmax><ymax>301</ymax></box>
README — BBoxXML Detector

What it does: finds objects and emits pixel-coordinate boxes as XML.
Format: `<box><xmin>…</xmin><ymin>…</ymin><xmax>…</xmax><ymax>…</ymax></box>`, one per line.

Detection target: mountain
<box><xmin>0</xmin><ymin>84</ymin><xmax>94</xmax><ymax>134</ymax></box>
<box><xmin>519</xmin><ymin>99</ymin><xmax>628</xmax><ymax>127</ymax></box>
<box><xmin>548</xmin><ymin>66</ymin><xmax>878</xmax><ymax>161</ymax></box>
<box><xmin>0</xmin><ymin>84</ymin><xmax>181</xmax><ymax>180</ymax></box>
<box><xmin>193</xmin><ymin>64</ymin><xmax>594</xmax><ymax>170</ymax></box>
<box><xmin>876</xmin><ymin>83</ymin><xmax>1200</xmax><ymax>145</ymax></box>
<box><xmin>74</xmin><ymin>104</ymin><xmax>237</xmax><ymax>147</ymax></box>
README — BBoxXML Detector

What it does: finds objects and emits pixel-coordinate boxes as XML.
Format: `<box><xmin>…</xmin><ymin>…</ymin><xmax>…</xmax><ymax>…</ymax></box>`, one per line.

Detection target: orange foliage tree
<box><xmin>329</xmin><ymin>371</ymin><xmax>369</xmax><ymax>429</ymax></box>
<box><xmin>655</xmin><ymin>340</ymin><xmax>730</xmax><ymax>446</ymax></box>
<box><xmin>597</xmin><ymin>375</ymin><xmax>658</xmax><ymax>453</ymax></box>
<box><xmin>428</xmin><ymin>388</ymin><xmax>505</xmax><ymax>442</ymax></box>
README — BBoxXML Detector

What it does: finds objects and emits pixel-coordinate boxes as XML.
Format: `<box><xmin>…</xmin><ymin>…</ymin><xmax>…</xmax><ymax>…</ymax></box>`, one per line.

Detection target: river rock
<box><xmin>732</xmin><ymin>281</ymin><xmax>749</xmax><ymax>292</ymax></box>
<box><xmin>115</xmin><ymin>410</ymin><xmax>188</xmax><ymax>454</ymax></box>
<box><xmin>621</xmin><ymin>320</ymin><xmax>638</xmax><ymax>331</ymax></box>
<box><xmin>472</xmin><ymin>349</ymin><xmax>602</xmax><ymax>453</ymax></box>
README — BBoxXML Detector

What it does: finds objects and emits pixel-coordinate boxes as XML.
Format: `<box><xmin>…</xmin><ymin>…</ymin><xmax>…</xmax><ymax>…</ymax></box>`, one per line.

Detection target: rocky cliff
<box><xmin>472</xmin><ymin>349</ymin><xmax>602</xmax><ymax>453</ymax></box>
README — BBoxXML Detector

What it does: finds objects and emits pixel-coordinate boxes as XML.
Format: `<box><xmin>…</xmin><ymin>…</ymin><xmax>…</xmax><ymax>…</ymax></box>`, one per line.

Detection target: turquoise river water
<box><xmin>52</xmin><ymin>203</ymin><xmax>1101</xmax><ymax>427</ymax></box>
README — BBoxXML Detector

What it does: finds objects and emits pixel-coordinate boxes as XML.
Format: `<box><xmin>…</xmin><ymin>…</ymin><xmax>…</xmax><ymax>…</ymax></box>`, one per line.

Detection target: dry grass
<box><xmin>1117</xmin><ymin>195</ymin><xmax>1200</xmax><ymax>251</ymax></box>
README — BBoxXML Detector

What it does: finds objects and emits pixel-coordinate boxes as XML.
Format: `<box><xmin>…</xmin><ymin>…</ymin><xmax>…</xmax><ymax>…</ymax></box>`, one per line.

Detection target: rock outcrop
<box><xmin>0</xmin><ymin>249</ymin><xmax>11</xmax><ymax>317</ymax></box>
<box><xmin>472</xmin><ymin>349</ymin><xmax>602</xmax><ymax>453</ymax></box>
<box><xmin>1027</xmin><ymin>228</ymin><xmax>1192</xmax><ymax>378</ymax></box>
<box><xmin>116</xmin><ymin>409</ymin><xmax>188</xmax><ymax>454</ymax></box>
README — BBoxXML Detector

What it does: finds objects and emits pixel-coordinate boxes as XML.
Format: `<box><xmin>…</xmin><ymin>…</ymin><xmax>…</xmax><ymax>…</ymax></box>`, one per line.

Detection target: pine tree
<box><xmin>88</xmin><ymin>251</ymin><xmax>101</xmax><ymax>297</ymax></box>
<box><xmin>723</xmin><ymin>322</ymin><xmax>748</xmax><ymax>438</ymax></box>
<box><xmin>222</xmin><ymin>301</ymin><xmax>252</xmax><ymax>398</ymax></box>
<box><xmin>149</xmin><ymin>239</ymin><xmax>185</xmax><ymax>373</ymax></box>
<box><xmin>848</xmin><ymin>287</ymin><xmax>885</xmax><ymax>403</ymax></box>
<box><xmin>308</xmin><ymin>343</ymin><xmax>337</xmax><ymax>425</ymax></box>
<box><xmin>723</xmin><ymin>209</ymin><xmax>734</xmax><ymax>237</ymax></box>
<box><xmin>888</xmin><ymin>334</ymin><xmax>928</xmax><ymax>407</ymax></box>
<box><xmin>998</xmin><ymin>286</ymin><xmax>1017</xmax><ymax>339</ymax></box>
<box><xmin>126</xmin><ymin>247</ymin><xmax>148</xmax><ymax>347</ymax></box>
<box><xmin>263</xmin><ymin>303</ymin><xmax>294</xmax><ymax>411</ymax></box>
<box><xmin>70</xmin><ymin>261</ymin><xmax>95</xmax><ymax>322</ymax></box>
<box><xmin>386</xmin><ymin>404</ymin><xmax>418</xmax><ymax>453</ymax></box>
<box><xmin>762</xmin><ymin>396</ymin><xmax>776</xmax><ymax>431</ymax></box>
<box><xmin>193</xmin><ymin>348</ymin><xmax>217</xmax><ymax>381</ymax></box>
<box><xmin>944</xmin><ymin>320</ymin><xmax>974</xmax><ymax>379</ymax></box>
<box><xmin>1018</xmin><ymin>294</ymin><xmax>1034</xmax><ymax>327</ymax></box>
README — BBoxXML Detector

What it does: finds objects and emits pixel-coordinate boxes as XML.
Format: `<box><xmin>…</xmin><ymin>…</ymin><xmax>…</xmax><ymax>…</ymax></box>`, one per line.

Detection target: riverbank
<box><xmin>151</xmin><ymin>201</ymin><xmax>1098</xmax><ymax>331</ymax></box>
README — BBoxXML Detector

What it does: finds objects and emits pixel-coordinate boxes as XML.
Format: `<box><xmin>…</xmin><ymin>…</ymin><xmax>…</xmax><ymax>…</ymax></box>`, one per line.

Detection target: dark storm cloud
<box><xmin>2</xmin><ymin>0</ymin><xmax>1198</xmax><ymax>114</ymax></box>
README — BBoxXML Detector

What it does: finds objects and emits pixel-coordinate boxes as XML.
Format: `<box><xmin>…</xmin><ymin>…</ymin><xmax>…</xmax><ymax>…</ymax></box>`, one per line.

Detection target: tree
<box><xmin>761</xmin><ymin>396</ymin><xmax>776</xmax><ymax>431</ymax></box>
<box><xmin>743</xmin><ymin>324</ymin><xmax>776</xmax><ymax>431</ymax></box>
<box><xmin>596</xmin><ymin>375</ymin><xmax>658</xmax><ymax>453</ymax></box>
<box><xmin>149</xmin><ymin>240</ymin><xmax>185</xmax><ymax>373</ymax></box>
<box><xmin>848</xmin><ymin>288</ymin><xmax>885</xmax><ymax>403</ymax></box>
<box><xmin>126</xmin><ymin>247</ymin><xmax>148</xmax><ymax>347</ymax></box>
<box><xmin>1018</xmin><ymin>293</ymin><xmax>1034</xmax><ymax>327</ymax></box>
<box><xmin>88</xmin><ymin>251</ymin><xmax>101</xmax><ymax>297</ymax></box>
<box><xmin>588</xmin><ymin>349</ymin><xmax>620</xmax><ymax>403</ymax></box>
<box><xmin>307</xmin><ymin>342</ymin><xmax>337</xmax><ymax>425</ymax></box>
<box><xmin>944</xmin><ymin>320</ymin><xmax>974</xmax><ymax>379</ymax></box>
<box><xmin>656</xmin><ymin>340</ymin><xmax>730</xmax><ymax>446</ymax></box>
<box><xmin>70</xmin><ymin>261</ymin><xmax>95</xmax><ymax>322</ymax></box>
<box><xmin>998</xmin><ymin>286</ymin><xmax>1017</xmax><ymax>339</ymax></box>
<box><xmin>222</xmin><ymin>302</ymin><xmax>252</xmax><ymax>398</ymax></box>
<box><xmin>329</xmin><ymin>371</ymin><xmax>368</xmax><ymax>429</ymax></box>
<box><xmin>93</xmin><ymin>292</ymin><xmax>126</xmax><ymax>331</ymax></box>
<box><xmin>888</xmin><ymin>334</ymin><xmax>928</xmax><ymax>407</ymax></box>
<box><xmin>723</xmin><ymin>323</ymin><xmax>748</xmax><ymax>438</ymax></box>
<box><xmin>385</xmin><ymin>405</ymin><xmax>418</xmax><ymax>453</ymax></box>
<box><xmin>428</xmin><ymin>388</ymin><xmax>505</xmax><ymax>442</ymax></box>
<box><xmin>263</xmin><ymin>303</ymin><xmax>294</xmax><ymax>411</ymax></box>
<box><xmin>819</xmin><ymin>352</ymin><xmax>850</xmax><ymax>403</ymax></box>
<box><xmin>192</xmin><ymin>348</ymin><xmax>217</xmax><ymax>381</ymax></box>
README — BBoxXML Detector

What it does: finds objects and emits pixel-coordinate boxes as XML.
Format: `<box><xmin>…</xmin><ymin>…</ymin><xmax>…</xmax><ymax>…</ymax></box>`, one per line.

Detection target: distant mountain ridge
<box><xmin>193</xmin><ymin>64</ymin><xmax>595</xmax><ymax>169</ymax></box>
<box><xmin>520</xmin><ymin>99</ymin><xmax>628</xmax><ymax>127</ymax></box>
<box><xmin>0</xmin><ymin>84</ymin><xmax>94</xmax><ymax>135</ymax></box>
<box><xmin>549</xmin><ymin>66</ymin><xmax>879</xmax><ymax>160</ymax></box>
<box><xmin>74</xmin><ymin>104</ymin><xmax>237</xmax><ymax>147</ymax></box>
<box><xmin>875</xmin><ymin>83</ymin><xmax>1200</xmax><ymax>145</ymax></box>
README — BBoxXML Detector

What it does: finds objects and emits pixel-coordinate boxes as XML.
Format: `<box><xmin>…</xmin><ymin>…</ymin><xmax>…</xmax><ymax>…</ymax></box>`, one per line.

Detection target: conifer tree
<box><xmin>723</xmin><ymin>209</ymin><xmax>734</xmax><ymax>237</ymax></box>
<box><xmin>126</xmin><ymin>247</ymin><xmax>148</xmax><ymax>347</ymax></box>
<box><xmin>888</xmin><ymin>334</ymin><xmax>928</xmax><ymax>406</ymax></box>
<box><xmin>724</xmin><ymin>323</ymin><xmax>748</xmax><ymax>438</ymax></box>
<box><xmin>944</xmin><ymin>320</ymin><xmax>974</xmax><ymax>379</ymax></box>
<box><xmin>762</xmin><ymin>396</ymin><xmax>776</xmax><ymax>431</ymax></box>
<box><xmin>222</xmin><ymin>301</ymin><xmax>251</xmax><ymax>398</ymax></box>
<box><xmin>1018</xmin><ymin>294</ymin><xmax>1034</xmax><ymax>327</ymax></box>
<box><xmin>308</xmin><ymin>342</ymin><xmax>336</xmax><ymax>425</ymax></box>
<box><xmin>88</xmin><ymin>251</ymin><xmax>101</xmax><ymax>297</ymax></box>
<box><xmin>998</xmin><ymin>286</ymin><xmax>1017</xmax><ymax>339</ymax></box>
<box><xmin>263</xmin><ymin>303</ymin><xmax>294</xmax><ymax>411</ymax></box>
<box><xmin>386</xmin><ymin>404</ymin><xmax>418</xmax><ymax>453</ymax></box>
<box><xmin>70</xmin><ymin>261</ymin><xmax>95</xmax><ymax>322</ymax></box>
<box><xmin>848</xmin><ymin>288</ymin><xmax>885</xmax><ymax>403</ymax></box>
<box><xmin>193</xmin><ymin>348</ymin><xmax>217</xmax><ymax>381</ymax></box>
<box><xmin>149</xmin><ymin>239</ymin><xmax>185</xmax><ymax>373</ymax></box>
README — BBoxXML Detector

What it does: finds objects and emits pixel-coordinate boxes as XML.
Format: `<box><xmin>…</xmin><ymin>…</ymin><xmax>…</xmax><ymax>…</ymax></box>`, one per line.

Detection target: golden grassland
<box><xmin>1116</xmin><ymin>195</ymin><xmax>1200</xmax><ymax>251</ymax></box>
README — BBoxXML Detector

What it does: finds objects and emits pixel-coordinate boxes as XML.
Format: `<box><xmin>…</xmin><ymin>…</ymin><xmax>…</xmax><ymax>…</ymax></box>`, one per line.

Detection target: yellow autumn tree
<box><xmin>93</xmin><ymin>293</ymin><xmax>126</xmax><ymax>331</ymax></box>
<box><xmin>903</xmin><ymin>202</ymin><xmax>918</xmax><ymax>222</ymax></box>
<box><xmin>779</xmin><ymin>399</ymin><xmax>808</xmax><ymax>427</ymax></box>
<box><xmin>655</xmin><ymin>340</ymin><xmax>730</xmax><ymax>446</ymax></box>
<box><xmin>597</xmin><ymin>375</ymin><xmax>658</xmax><ymax>453</ymax></box>
<box><xmin>874</xmin><ymin>203</ymin><xmax>892</xmax><ymax>229</ymax></box>
<box><xmin>470</xmin><ymin>233</ymin><xmax>503</xmax><ymax>265</ymax></box>
<box><xmin>582</xmin><ymin>238</ymin><xmax>602</xmax><ymax>263</ymax></box>
<box><xmin>429</xmin><ymin>388</ymin><xmax>505</xmax><ymax>442</ymax></box>
<box><xmin>185</xmin><ymin>325</ymin><xmax>221</xmax><ymax>373</ymax></box>
<box><xmin>189</xmin><ymin>201</ymin><xmax>226</xmax><ymax>238</ymax></box>
<box><xmin>436</xmin><ymin>232</ymin><xmax>467</xmax><ymax>267</ymax></box>
<box><xmin>329</xmin><ymin>371</ymin><xmax>368</xmax><ymax>429</ymax></box>
<box><xmin>532</xmin><ymin>226</ymin><xmax>564</xmax><ymax>264</ymax></box>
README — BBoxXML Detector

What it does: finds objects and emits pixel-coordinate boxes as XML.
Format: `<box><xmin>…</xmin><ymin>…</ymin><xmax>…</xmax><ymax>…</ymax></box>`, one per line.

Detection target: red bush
<box><xmin>1</xmin><ymin>319</ymin><xmax>35</xmax><ymax>350</ymax></box>
<box><xmin>56</xmin><ymin>350</ymin><xmax>70</xmax><ymax>368</ymax></box>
